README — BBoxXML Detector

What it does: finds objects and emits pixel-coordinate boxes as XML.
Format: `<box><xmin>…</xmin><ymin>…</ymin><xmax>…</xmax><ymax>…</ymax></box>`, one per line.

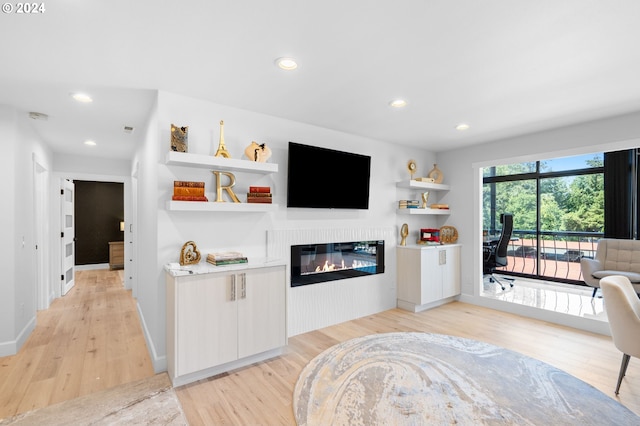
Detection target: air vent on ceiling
<box><xmin>123</xmin><ymin>125</ymin><xmax>135</xmax><ymax>134</ymax></box>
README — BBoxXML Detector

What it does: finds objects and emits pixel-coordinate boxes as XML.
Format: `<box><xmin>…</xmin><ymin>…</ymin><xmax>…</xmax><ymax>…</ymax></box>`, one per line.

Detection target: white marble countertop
<box><xmin>397</xmin><ymin>243</ymin><xmax>462</xmax><ymax>250</ymax></box>
<box><xmin>164</xmin><ymin>257</ymin><xmax>287</xmax><ymax>277</ymax></box>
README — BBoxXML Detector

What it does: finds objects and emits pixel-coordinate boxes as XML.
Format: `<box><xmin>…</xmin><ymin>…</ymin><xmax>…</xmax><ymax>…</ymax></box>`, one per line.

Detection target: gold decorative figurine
<box><xmin>421</xmin><ymin>192</ymin><xmax>429</xmax><ymax>208</ymax></box>
<box><xmin>407</xmin><ymin>160</ymin><xmax>417</xmax><ymax>179</ymax></box>
<box><xmin>214</xmin><ymin>120</ymin><xmax>231</xmax><ymax>158</ymax></box>
<box><xmin>244</xmin><ymin>141</ymin><xmax>272</xmax><ymax>162</ymax></box>
<box><xmin>179</xmin><ymin>241</ymin><xmax>201</xmax><ymax>266</ymax></box>
<box><xmin>400</xmin><ymin>223</ymin><xmax>409</xmax><ymax>246</ymax></box>
<box><xmin>427</xmin><ymin>163</ymin><xmax>444</xmax><ymax>184</ymax></box>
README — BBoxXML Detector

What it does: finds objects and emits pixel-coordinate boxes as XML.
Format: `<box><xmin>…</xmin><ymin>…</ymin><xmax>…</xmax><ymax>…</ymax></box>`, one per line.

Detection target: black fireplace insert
<box><xmin>290</xmin><ymin>240</ymin><xmax>385</xmax><ymax>287</ymax></box>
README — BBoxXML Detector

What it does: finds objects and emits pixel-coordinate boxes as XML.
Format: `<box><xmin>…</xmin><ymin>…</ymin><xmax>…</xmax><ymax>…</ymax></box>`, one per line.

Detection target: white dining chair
<box><xmin>600</xmin><ymin>275</ymin><xmax>640</xmax><ymax>394</ymax></box>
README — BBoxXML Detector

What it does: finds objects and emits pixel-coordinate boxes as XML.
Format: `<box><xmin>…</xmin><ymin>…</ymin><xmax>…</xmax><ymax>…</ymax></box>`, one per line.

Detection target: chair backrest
<box><xmin>598</xmin><ymin>238</ymin><xmax>640</xmax><ymax>274</ymax></box>
<box><xmin>494</xmin><ymin>213</ymin><xmax>514</xmax><ymax>267</ymax></box>
<box><xmin>600</xmin><ymin>275</ymin><xmax>640</xmax><ymax>357</ymax></box>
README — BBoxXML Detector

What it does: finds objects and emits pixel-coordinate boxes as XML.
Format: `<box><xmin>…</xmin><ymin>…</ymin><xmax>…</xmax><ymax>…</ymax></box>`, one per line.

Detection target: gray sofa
<box><xmin>580</xmin><ymin>238</ymin><xmax>640</xmax><ymax>297</ymax></box>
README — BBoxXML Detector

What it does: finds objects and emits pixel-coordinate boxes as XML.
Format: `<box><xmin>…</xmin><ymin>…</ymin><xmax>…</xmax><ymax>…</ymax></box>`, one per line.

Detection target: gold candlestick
<box><xmin>214</xmin><ymin>120</ymin><xmax>231</xmax><ymax>158</ymax></box>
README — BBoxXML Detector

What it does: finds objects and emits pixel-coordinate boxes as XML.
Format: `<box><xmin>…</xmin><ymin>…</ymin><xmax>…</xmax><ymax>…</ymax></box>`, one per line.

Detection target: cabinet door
<box><xmin>397</xmin><ymin>247</ymin><xmax>422</xmax><ymax>304</ymax></box>
<box><xmin>237</xmin><ymin>266</ymin><xmax>286</xmax><ymax>359</ymax></box>
<box><xmin>442</xmin><ymin>246</ymin><xmax>461</xmax><ymax>298</ymax></box>
<box><xmin>420</xmin><ymin>249</ymin><xmax>443</xmax><ymax>304</ymax></box>
<box><xmin>176</xmin><ymin>273</ymin><xmax>238</xmax><ymax>376</ymax></box>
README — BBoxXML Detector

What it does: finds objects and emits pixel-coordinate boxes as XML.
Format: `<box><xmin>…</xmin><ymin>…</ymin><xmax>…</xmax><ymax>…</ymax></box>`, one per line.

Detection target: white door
<box><xmin>61</xmin><ymin>179</ymin><xmax>75</xmax><ymax>295</ymax></box>
<box><xmin>34</xmin><ymin>158</ymin><xmax>49</xmax><ymax>309</ymax></box>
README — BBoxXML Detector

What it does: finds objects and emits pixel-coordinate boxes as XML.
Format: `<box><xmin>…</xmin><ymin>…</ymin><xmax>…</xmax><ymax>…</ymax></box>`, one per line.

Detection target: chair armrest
<box><xmin>580</xmin><ymin>257</ymin><xmax>603</xmax><ymax>287</ymax></box>
<box><xmin>483</xmin><ymin>242</ymin><xmax>497</xmax><ymax>261</ymax></box>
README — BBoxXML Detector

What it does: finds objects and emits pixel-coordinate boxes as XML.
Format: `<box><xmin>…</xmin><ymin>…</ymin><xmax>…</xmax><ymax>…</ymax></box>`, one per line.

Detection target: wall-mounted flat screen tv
<box><xmin>287</xmin><ymin>142</ymin><xmax>371</xmax><ymax>209</ymax></box>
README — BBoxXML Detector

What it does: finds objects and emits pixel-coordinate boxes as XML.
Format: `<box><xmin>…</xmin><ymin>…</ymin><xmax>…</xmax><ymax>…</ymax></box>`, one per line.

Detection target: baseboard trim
<box><xmin>458</xmin><ymin>294</ymin><xmax>611</xmax><ymax>336</ymax></box>
<box><xmin>168</xmin><ymin>347</ymin><xmax>286</xmax><ymax>387</ymax></box>
<box><xmin>397</xmin><ymin>295</ymin><xmax>459</xmax><ymax>313</ymax></box>
<box><xmin>0</xmin><ymin>315</ymin><xmax>36</xmax><ymax>357</ymax></box>
<box><xmin>75</xmin><ymin>263</ymin><xmax>110</xmax><ymax>271</ymax></box>
<box><xmin>136</xmin><ymin>301</ymin><xmax>167</xmax><ymax>374</ymax></box>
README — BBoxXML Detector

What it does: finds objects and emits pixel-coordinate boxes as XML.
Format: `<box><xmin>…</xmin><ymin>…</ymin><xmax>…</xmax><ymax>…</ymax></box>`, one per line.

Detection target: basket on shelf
<box><xmin>439</xmin><ymin>226</ymin><xmax>458</xmax><ymax>244</ymax></box>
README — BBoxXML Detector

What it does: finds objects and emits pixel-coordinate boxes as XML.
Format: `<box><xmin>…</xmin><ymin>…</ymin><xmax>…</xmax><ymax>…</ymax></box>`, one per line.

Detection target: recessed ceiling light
<box><xmin>389</xmin><ymin>99</ymin><xmax>407</xmax><ymax>108</ymax></box>
<box><xmin>275</xmin><ymin>57</ymin><xmax>298</xmax><ymax>71</ymax></box>
<box><xmin>84</xmin><ymin>140</ymin><xmax>96</xmax><ymax>146</ymax></box>
<box><xmin>71</xmin><ymin>93</ymin><xmax>93</xmax><ymax>103</ymax></box>
<box><xmin>455</xmin><ymin>123</ymin><xmax>470</xmax><ymax>131</ymax></box>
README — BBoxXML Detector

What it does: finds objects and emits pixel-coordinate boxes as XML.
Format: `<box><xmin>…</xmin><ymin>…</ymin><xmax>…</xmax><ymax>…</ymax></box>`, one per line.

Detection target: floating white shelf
<box><xmin>167</xmin><ymin>201</ymin><xmax>278</xmax><ymax>212</ymax></box>
<box><xmin>397</xmin><ymin>208</ymin><xmax>451</xmax><ymax>215</ymax></box>
<box><xmin>165</xmin><ymin>151</ymin><xmax>278</xmax><ymax>174</ymax></box>
<box><xmin>396</xmin><ymin>180</ymin><xmax>450</xmax><ymax>191</ymax></box>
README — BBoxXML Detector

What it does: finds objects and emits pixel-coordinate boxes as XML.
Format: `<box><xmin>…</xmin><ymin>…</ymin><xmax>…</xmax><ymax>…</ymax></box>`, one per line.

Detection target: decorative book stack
<box><xmin>206</xmin><ymin>251</ymin><xmax>248</xmax><ymax>266</ymax></box>
<box><xmin>247</xmin><ymin>186</ymin><xmax>272</xmax><ymax>204</ymax></box>
<box><xmin>429</xmin><ymin>203</ymin><xmax>449</xmax><ymax>210</ymax></box>
<box><xmin>173</xmin><ymin>181</ymin><xmax>208</xmax><ymax>201</ymax></box>
<box><xmin>398</xmin><ymin>199</ymin><xmax>420</xmax><ymax>209</ymax></box>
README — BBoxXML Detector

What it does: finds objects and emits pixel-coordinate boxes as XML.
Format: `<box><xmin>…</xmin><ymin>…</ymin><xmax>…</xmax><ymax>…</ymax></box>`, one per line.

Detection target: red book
<box><xmin>249</xmin><ymin>186</ymin><xmax>271</xmax><ymax>193</ymax></box>
<box><xmin>172</xmin><ymin>195</ymin><xmax>209</xmax><ymax>201</ymax></box>
<box><xmin>174</xmin><ymin>181</ymin><xmax>205</xmax><ymax>188</ymax></box>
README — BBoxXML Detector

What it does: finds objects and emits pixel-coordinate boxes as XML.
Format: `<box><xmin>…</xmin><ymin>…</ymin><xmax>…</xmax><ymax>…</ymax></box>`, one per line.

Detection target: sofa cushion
<box><xmin>593</xmin><ymin>270</ymin><xmax>640</xmax><ymax>283</ymax></box>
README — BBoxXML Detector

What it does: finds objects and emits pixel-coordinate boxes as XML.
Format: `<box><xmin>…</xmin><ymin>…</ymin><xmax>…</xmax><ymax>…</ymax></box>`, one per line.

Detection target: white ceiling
<box><xmin>1</xmin><ymin>1</ymin><xmax>640</xmax><ymax>160</ymax></box>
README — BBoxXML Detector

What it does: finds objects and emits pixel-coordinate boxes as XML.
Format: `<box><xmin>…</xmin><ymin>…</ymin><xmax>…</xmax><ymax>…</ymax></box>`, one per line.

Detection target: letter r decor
<box><xmin>212</xmin><ymin>171</ymin><xmax>241</xmax><ymax>203</ymax></box>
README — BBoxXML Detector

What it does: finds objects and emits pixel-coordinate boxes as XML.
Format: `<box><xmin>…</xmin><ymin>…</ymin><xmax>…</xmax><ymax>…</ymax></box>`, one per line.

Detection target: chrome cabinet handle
<box><xmin>231</xmin><ymin>274</ymin><xmax>236</xmax><ymax>301</ymax></box>
<box><xmin>241</xmin><ymin>273</ymin><xmax>247</xmax><ymax>299</ymax></box>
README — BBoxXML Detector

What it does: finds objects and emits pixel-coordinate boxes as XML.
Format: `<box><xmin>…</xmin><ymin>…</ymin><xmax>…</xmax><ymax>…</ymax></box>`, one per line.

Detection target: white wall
<box><xmin>0</xmin><ymin>106</ymin><xmax>17</xmax><ymax>353</ymax></box>
<box><xmin>134</xmin><ymin>91</ymin><xmax>437</xmax><ymax>372</ymax></box>
<box><xmin>53</xmin><ymin>153</ymin><xmax>133</xmax><ymax>177</ymax></box>
<box><xmin>134</xmin><ymin>96</ymin><xmax>163</xmax><ymax>371</ymax></box>
<box><xmin>0</xmin><ymin>105</ymin><xmax>53</xmax><ymax>356</ymax></box>
<box><xmin>435</xmin><ymin>111</ymin><xmax>640</xmax><ymax>331</ymax></box>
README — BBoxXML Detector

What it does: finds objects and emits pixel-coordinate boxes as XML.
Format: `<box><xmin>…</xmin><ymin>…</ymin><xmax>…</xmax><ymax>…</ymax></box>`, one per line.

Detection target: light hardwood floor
<box><xmin>176</xmin><ymin>303</ymin><xmax>640</xmax><ymax>425</ymax></box>
<box><xmin>0</xmin><ymin>269</ymin><xmax>155</xmax><ymax>420</ymax></box>
<box><xmin>3</xmin><ymin>271</ymin><xmax>640</xmax><ymax>424</ymax></box>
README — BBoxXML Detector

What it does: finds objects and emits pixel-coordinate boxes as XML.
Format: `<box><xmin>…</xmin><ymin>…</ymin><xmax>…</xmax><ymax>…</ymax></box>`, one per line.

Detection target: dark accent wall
<box><xmin>74</xmin><ymin>181</ymin><xmax>124</xmax><ymax>265</ymax></box>
<box><xmin>604</xmin><ymin>150</ymin><xmax>634</xmax><ymax>239</ymax></box>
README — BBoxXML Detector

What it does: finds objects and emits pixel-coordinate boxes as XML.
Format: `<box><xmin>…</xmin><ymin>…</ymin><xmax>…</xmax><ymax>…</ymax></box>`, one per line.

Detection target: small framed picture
<box><xmin>420</xmin><ymin>228</ymin><xmax>440</xmax><ymax>242</ymax></box>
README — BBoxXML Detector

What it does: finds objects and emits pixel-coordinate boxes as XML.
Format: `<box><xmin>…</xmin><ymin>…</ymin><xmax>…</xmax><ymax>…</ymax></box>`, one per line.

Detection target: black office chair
<box><xmin>483</xmin><ymin>213</ymin><xmax>514</xmax><ymax>290</ymax></box>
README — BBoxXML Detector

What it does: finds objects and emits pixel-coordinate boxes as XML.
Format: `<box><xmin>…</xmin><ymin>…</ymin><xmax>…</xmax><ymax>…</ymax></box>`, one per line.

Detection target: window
<box><xmin>483</xmin><ymin>153</ymin><xmax>604</xmax><ymax>283</ymax></box>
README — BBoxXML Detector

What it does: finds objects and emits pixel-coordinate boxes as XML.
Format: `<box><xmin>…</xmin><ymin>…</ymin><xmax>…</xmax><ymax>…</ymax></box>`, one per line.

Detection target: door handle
<box><xmin>231</xmin><ymin>275</ymin><xmax>236</xmax><ymax>301</ymax></box>
<box><xmin>241</xmin><ymin>273</ymin><xmax>246</xmax><ymax>299</ymax></box>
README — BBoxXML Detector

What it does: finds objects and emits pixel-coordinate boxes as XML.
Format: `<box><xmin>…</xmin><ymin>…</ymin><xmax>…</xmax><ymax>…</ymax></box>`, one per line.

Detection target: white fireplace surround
<box><xmin>268</xmin><ymin>227</ymin><xmax>396</xmax><ymax>336</ymax></box>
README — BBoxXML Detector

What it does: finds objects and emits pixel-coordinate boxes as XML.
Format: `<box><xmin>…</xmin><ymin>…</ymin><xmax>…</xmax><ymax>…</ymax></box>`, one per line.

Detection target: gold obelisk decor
<box><xmin>214</xmin><ymin>120</ymin><xmax>231</xmax><ymax>158</ymax></box>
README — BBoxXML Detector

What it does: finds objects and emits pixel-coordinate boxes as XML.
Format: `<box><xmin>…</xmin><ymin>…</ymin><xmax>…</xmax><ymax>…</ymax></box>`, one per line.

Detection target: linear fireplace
<box><xmin>290</xmin><ymin>240</ymin><xmax>385</xmax><ymax>287</ymax></box>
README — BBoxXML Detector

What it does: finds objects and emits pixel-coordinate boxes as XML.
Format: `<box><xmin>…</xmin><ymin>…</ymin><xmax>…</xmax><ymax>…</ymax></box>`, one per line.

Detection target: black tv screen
<box><xmin>287</xmin><ymin>142</ymin><xmax>371</xmax><ymax>209</ymax></box>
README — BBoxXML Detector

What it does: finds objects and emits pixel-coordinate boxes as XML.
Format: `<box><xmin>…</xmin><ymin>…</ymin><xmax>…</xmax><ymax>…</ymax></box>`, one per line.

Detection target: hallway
<box><xmin>0</xmin><ymin>269</ymin><xmax>155</xmax><ymax>420</ymax></box>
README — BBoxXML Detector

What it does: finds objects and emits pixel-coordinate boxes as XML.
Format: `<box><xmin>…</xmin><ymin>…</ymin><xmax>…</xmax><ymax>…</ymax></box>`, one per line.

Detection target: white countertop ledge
<box><xmin>164</xmin><ymin>257</ymin><xmax>287</xmax><ymax>277</ymax></box>
<box><xmin>397</xmin><ymin>243</ymin><xmax>462</xmax><ymax>250</ymax></box>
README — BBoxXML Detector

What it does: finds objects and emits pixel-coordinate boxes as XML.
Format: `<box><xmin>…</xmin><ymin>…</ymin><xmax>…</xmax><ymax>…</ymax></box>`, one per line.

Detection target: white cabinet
<box><xmin>396</xmin><ymin>244</ymin><xmax>460</xmax><ymax>312</ymax></box>
<box><xmin>165</xmin><ymin>151</ymin><xmax>278</xmax><ymax>212</ymax></box>
<box><xmin>166</xmin><ymin>263</ymin><xmax>286</xmax><ymax>386</ymax></box>
<box><xmin>396</xmin><ymin>180</ymin><xmax>450</xmax><ymax>215</ymax></box>
<box><xmin>238</xmin><ymin>267</ymin><xmax>287</xmax><ymax>358</ymax></box>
